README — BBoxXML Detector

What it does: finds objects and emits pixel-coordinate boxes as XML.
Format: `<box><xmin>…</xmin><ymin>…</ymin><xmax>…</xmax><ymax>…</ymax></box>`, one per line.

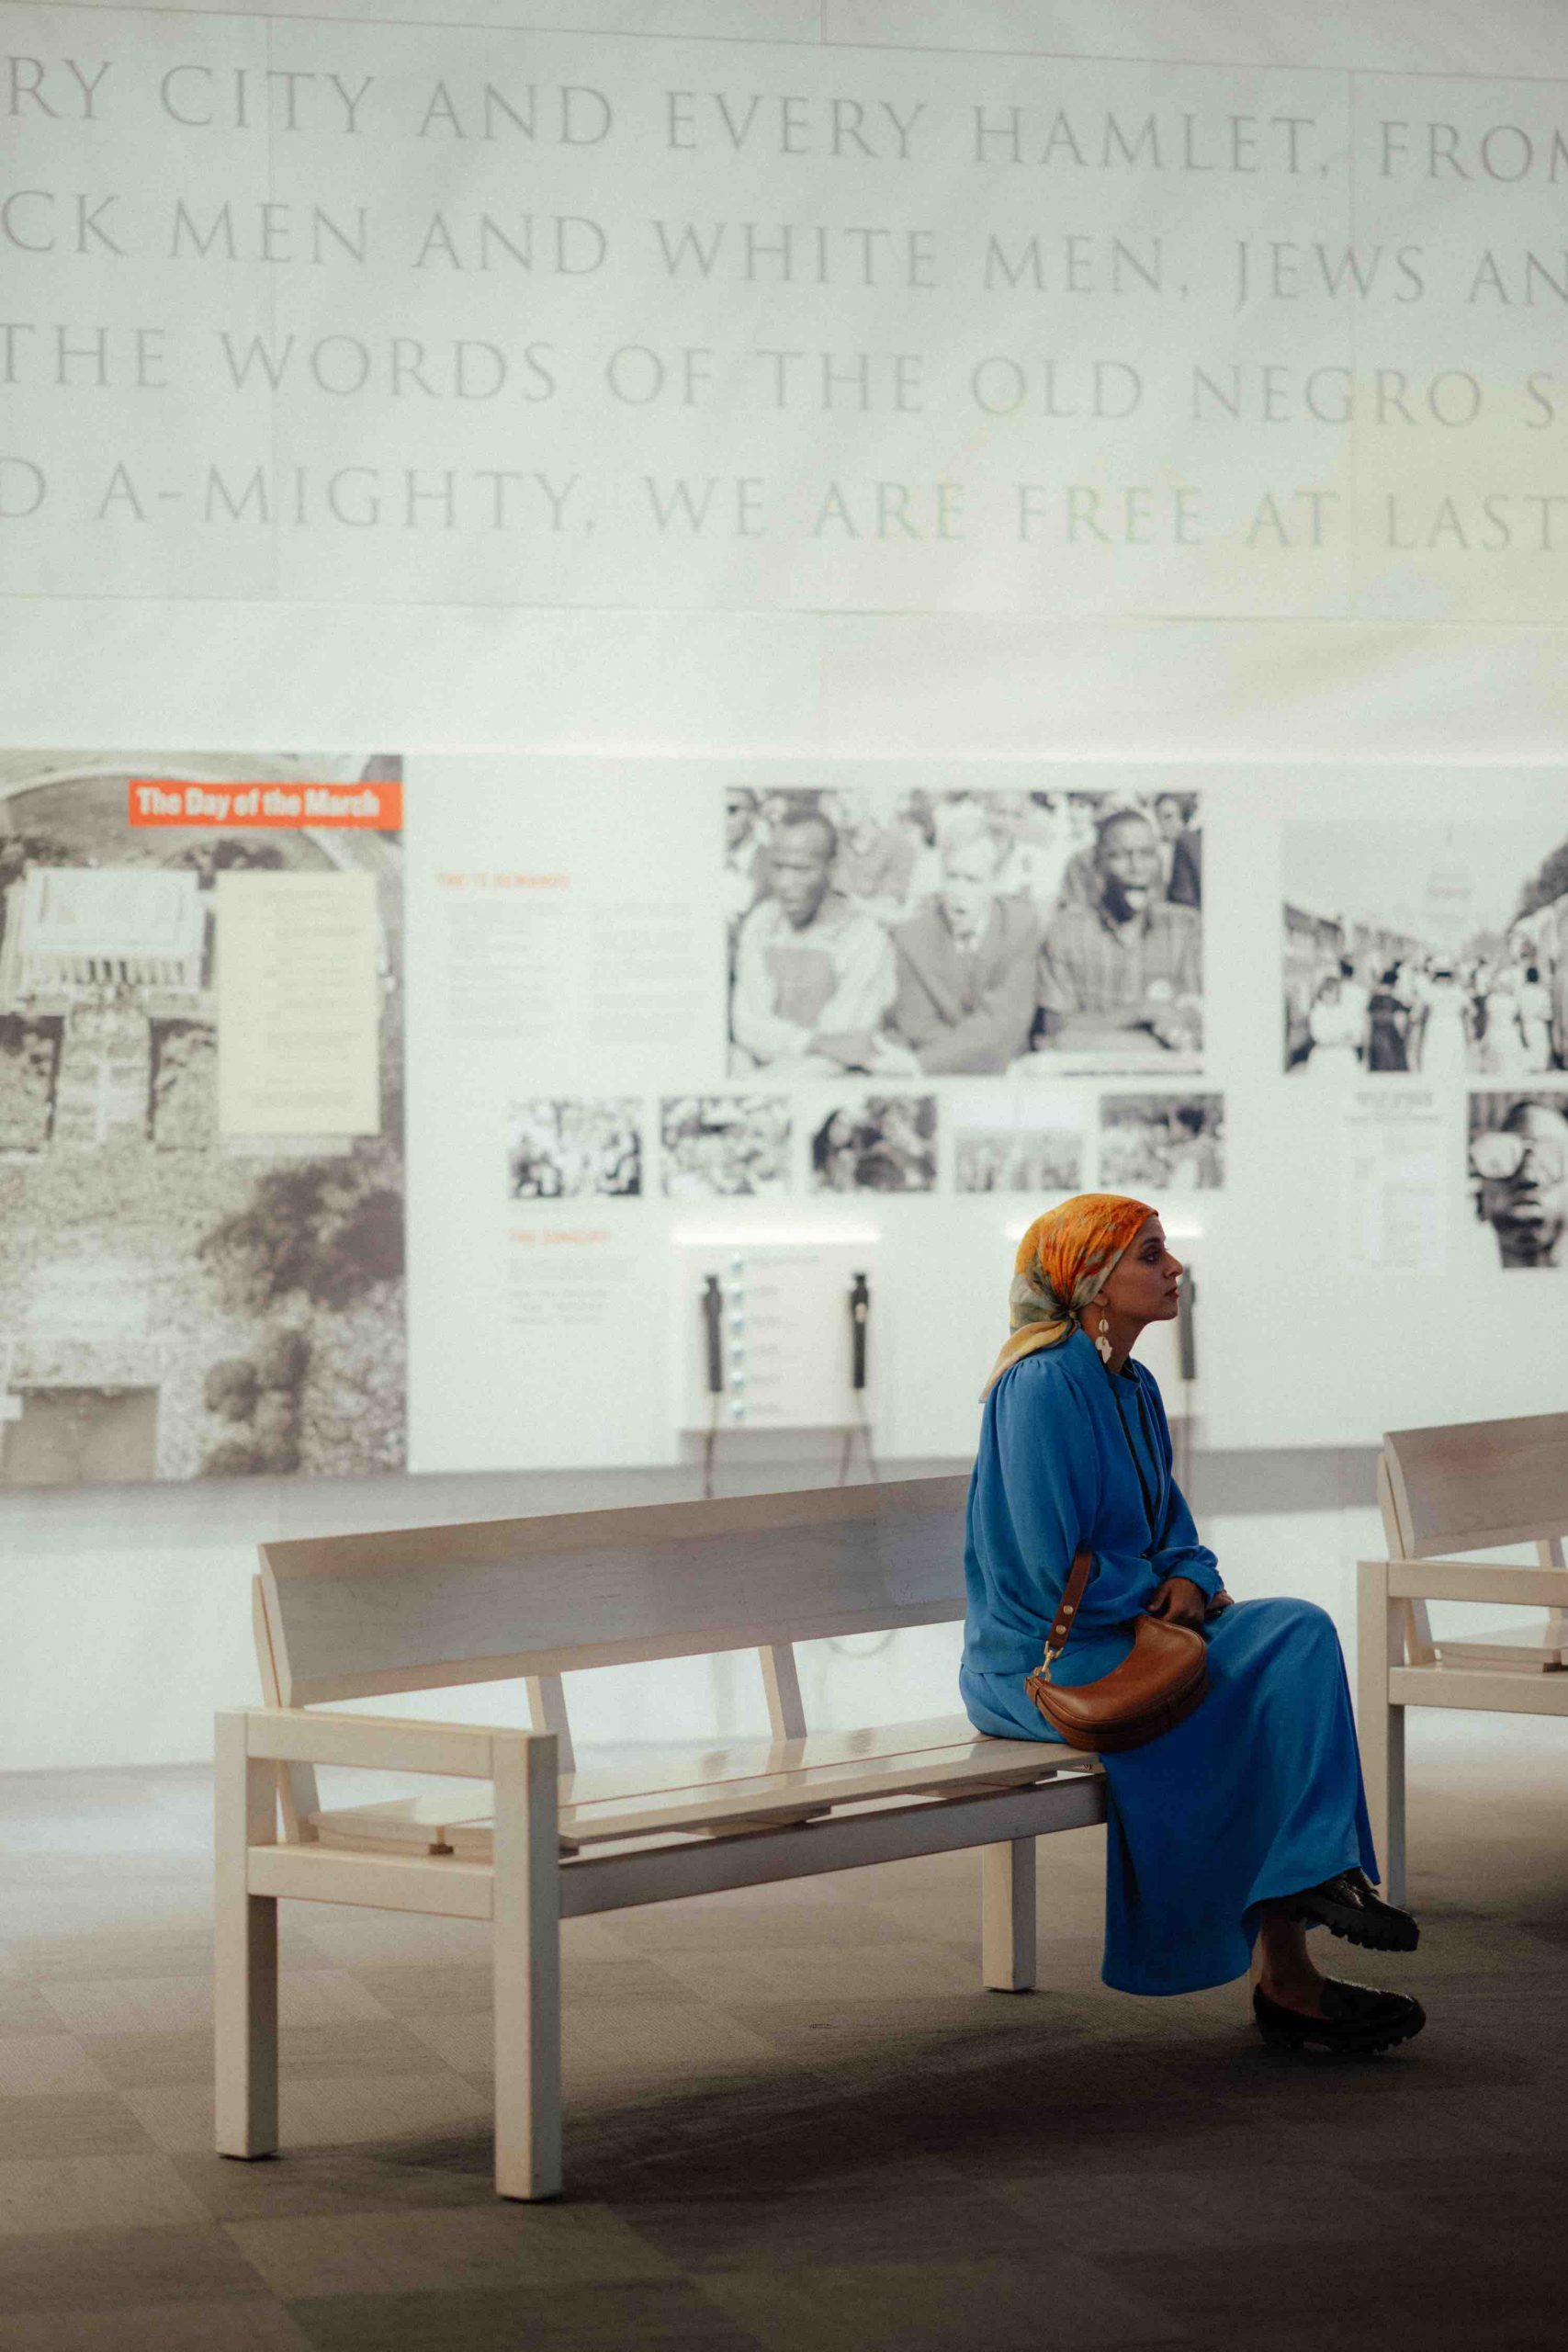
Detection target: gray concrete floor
<box><xmin>0</xmin><ymin>1715</ymin><xmax>1564</xmax><ymax>2349</ymax></box>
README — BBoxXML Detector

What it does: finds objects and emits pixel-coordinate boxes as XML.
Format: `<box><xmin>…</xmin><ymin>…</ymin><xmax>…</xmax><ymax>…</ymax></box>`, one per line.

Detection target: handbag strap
<box><xmin>1039</xmin><ymin>1546</ymin><xmax>1095</xmax><ymax>1677</ymax></box>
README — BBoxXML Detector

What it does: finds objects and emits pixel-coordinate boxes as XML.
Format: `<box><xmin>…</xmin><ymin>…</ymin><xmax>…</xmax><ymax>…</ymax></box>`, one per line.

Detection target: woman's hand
<box><xmin>1145</xmin><ymin>1575</ymin><xmax>1208</xmax><ymax>1627</ymax></box>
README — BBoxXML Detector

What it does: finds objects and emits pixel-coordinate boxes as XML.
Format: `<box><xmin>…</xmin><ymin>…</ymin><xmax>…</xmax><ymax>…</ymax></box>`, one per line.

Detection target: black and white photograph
<box><xmin>952</xmin><ymin>1083</ymin><xmax>1086</xmax><ymax>1194</ymax></box>
<box><xmin>1100</xmin><ymin>1092</ymin><xmax>1226</xmax><ymax>1192</ymax></box>
<box><xmin>660</xmin><ymin>1094</ymin><xmax>791</xmax><ymax>1199</ymax></box>
<box><xmin>1468</xmin><ymin>1091</ymin><xmax>1568</xmax><ymax>1269</ymax></box>
<box><xmin>507</xmin><ymin>1098</ymin><xmax>643</xmax><ymax>1199</ymax></box>
<box><xmin>0</xmin><ymin>752</ymin><xmax>406</xmax><ymax>1487</ymax></box>
<box><xmin>1284</xmin><ymin>818</ymin><xmax>1568</xmax><ymax>1080</ymax></box>
<box><xmin>726</xmin><ymin>783</ymin><xmax>1203</xmax><ymax>1082</ymax></box>
<box><xmin>809</xmin><ymin>1094</ymin><xmax>938</xmax><ymax>1193</ymax></box>
<box><xmin>954</xmin><ymin>1125</ymin><xmax>1084</xmax><ymax>1194</ymax></box>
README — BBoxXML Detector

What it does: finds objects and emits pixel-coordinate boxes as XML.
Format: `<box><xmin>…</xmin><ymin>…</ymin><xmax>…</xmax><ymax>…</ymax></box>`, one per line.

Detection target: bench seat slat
<box><xmin>307</xmin><ymin>1712</ymin><xmax>1005</xmax><ymax>1849</ymax></box>
<box><xmin>309</xmin><ymin>1796</ymin><xmax>581</xmax><ymax>1857</ymax></box>
<box><xmin>452</xmin><ymin>1736</ymin><xmax>1085</xmax><ymax>1853</ymax></box>
<box><xmin>311</xmin><ymin>1793</ymin><xmax>492</xmax><ymax>1853</ymax></box>
<box><xmin>305</xmin><ymin>1713</ymin><xmax>1090</xmax><ymax>1855</ymax></box>
<box><xmin>547</xmin><ymin>1713</ymin><xmax>1003</xmax><ymax>1806</ymax></box>
<box><xmin>1428</xmin><ymin>1623</ymin><xmax>1567</xmax><ymax>1671</ymax></box>
<box><xmin>1388</xmin><ymin>1664</ymin><xmax>1568</xmax><ymax>1714</ymax></box>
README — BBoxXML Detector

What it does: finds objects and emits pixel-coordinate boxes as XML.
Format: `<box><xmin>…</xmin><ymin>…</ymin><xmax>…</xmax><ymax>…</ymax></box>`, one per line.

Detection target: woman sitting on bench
<box><xmin>960</xmin><ymin>1192</ymin><xmax>1427</xmax><ymax>2057</ymax></box>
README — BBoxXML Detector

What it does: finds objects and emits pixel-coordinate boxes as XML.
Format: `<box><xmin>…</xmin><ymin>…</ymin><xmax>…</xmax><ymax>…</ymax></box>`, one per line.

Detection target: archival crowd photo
<box><xmin>726</xmin><ymin>783</ymin><xmax>1204</xmax><ymax>1081</ymax></box>
<box><xmin>1283</xmin><ymin>816</ymin><xmax>1568</xmax><ymax>1080</ymax></box>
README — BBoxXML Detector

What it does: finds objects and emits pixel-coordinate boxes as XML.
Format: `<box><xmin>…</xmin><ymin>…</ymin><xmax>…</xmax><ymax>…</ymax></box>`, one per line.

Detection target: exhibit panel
<box><xmin>398</xmin><ymin>757</ymin><xmax>1568</xmax><ymax>1474</ymax></box>
<box><xmin>1208</xmin><ymin>767</ymin><xmax>1568</xmax><ymax>1445</ymax></box>
<box><xmin>0</xmin><ymin>752</ymin><xmax>406</xmax><ymax>1487</ymax></box>
<box><xmin>400</xmin><ymin>755</ymin><xmax>1216</xmax><ymax>1473</ymax></box>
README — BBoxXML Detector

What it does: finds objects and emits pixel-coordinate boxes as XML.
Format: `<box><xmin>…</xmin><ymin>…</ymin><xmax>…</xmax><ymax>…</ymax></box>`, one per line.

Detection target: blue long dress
<box><xmin>960</xmin><ymin>1328</ymin><xmax>1378</xmax><ymax>1996</ymax></box>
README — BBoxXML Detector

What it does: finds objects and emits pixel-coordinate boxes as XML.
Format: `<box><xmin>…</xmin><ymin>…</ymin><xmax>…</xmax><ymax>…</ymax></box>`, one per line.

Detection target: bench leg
<box><xmin>1382</xmin><ymin>1704</ymin><xmax>1407</xmax><ymax>1908</ymax></box>
<box><xmin>1357</xmin><ymin>1564</ymin><xmax>1407</xmax><ymax>1908</ymax></box>
<box><xmin>981</xmin><ymin>1838</ymin><xmax>1036</xmax><ymax>1992</ymax></box>
<box><xmin>492</xmin><ymin>1734</ymin><xmax>562</xmax><ymax>2201</ymax></box>
<box><xmin>213</xmin><ymin>1713</ymin><xmax>279</xmax><ymax>2159</ymax></box>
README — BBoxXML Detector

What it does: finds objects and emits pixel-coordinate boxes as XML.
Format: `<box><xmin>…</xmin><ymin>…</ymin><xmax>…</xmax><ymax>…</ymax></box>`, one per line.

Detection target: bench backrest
<box><xmin>254</xmin><ymin>1475</ymin><xmax>973</xmax><ymax>1837</ymax></box>
<box><xmin>257</xmin><ymin>1474</ymin><xmax>972</xmax><ymax>1712</ymax></box>
<box><xmin>1381</xmin><ymin>1410</ymin><xmax>1568</xmax><ymax>1558</ymax></box>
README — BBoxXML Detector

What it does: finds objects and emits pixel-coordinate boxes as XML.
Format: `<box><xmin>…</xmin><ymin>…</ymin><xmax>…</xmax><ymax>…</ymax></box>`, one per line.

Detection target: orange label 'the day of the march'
<box><xmin>127</xmin><ymin>778</ymin><xmax>402</xmax><ymax>830</ymax></box>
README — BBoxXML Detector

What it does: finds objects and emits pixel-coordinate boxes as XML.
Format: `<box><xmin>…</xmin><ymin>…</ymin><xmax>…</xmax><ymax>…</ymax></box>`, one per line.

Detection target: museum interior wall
<box><xmin>4</xmin><ymin>0</ymin><xmax>1568</xmax><ymax>1770</ymax></box>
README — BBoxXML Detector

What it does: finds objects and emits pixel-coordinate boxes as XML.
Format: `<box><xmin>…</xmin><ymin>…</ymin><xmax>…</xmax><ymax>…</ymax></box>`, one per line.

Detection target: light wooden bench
<box><xmin>1358</xmin><ymin>1411</ymin><xmax>1568</xmax><ymax>1906</ymax></box>
<box><xmin>216</xmin><ymin>1476</ymin><xmax>1105</xmax><ymax>2199</ymax></box>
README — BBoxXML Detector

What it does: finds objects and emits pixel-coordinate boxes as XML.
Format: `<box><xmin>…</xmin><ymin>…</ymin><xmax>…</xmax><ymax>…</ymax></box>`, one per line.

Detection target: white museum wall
<box><xmin>4</xmin><ymin>0</ymin><xmax>1568</xmax><ymax>1771</ymax></box>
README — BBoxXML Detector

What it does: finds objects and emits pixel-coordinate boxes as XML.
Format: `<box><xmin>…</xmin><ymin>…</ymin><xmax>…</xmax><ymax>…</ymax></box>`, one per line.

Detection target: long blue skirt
<box><xmin>960</xmin><ymin>1598</ymin><xmax>1379</xmax><ymax>1996</ymax></box>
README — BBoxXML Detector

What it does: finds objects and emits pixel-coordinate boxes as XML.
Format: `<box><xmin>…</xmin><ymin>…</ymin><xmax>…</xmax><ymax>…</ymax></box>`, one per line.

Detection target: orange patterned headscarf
<box><xmin>980</xmin><ymin>1193</ymin><xmax>1156</xmax><ymax>1399</ymax></box>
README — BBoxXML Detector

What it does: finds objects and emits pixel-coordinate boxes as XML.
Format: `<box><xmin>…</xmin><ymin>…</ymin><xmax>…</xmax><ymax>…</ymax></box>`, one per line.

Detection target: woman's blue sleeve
<box><xmin>991</xmin><ymin>1372</ymin><xmax>1162</xmax><ymax>1630</ymax></box>
<box><xmin>1150</xmin><ymin>1477</ymin><xmax>1223</xmax><ymax>1598</ymax></box>
<box><xmin>1141</xmin><ymin>1374</ymin><xmax>1224</xmax><ymax>1598</ymax></box>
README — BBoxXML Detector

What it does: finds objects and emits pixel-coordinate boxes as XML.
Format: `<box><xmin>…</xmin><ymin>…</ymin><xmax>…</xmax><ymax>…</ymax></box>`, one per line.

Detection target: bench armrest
<box><xmin>222</xmin><ymin>1706</ymin><xmax>555</xmax><ymax>1781</ymax></box>
<box><xmin>1359</xmin><ymin>1559</ymin><xmax>1568</xmax><ymax>1607</ymax></box>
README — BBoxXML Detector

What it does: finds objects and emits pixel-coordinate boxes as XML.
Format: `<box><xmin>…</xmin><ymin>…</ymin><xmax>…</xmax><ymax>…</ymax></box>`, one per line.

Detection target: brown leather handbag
<box><xmin>1024</xmin><ymin>1547</ymin><xmax>1209</xmax><ymax>1753</ymax></box>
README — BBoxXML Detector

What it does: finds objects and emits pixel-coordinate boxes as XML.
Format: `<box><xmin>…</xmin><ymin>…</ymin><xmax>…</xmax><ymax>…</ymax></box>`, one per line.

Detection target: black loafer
<box><xmin>1279</xmin><ymin>1869</ymin><xmax>1418</xmax><ymax>1951</ymax></box>
<box><xmin>1254</xmin><ymin>1978</ymin><xmax>1426</xmax><ymax>2056</ymax></box>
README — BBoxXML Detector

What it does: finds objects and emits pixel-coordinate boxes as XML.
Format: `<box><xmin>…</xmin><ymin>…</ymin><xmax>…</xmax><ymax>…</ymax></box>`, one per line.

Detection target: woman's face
<box><xmin>1097</xmin><ymin>1216</ymin><xmax>1182</xmax><ymax>1327</ymax></box>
